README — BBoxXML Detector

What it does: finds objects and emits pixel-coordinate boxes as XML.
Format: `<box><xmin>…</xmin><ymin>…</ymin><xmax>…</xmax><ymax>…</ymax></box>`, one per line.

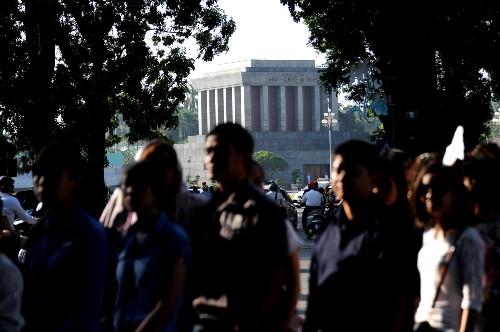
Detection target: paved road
<box><xmin>295</xmin><ymin>207</ymin><xmax>314</xmax><ymax>320</ymax></box>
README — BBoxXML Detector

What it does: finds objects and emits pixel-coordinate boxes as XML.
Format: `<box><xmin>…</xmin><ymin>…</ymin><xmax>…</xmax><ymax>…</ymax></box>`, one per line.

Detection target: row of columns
<box><xmin>197</xmin><ymin>85</ymin><xmax>337</xmax><ymax>135</ymax></box>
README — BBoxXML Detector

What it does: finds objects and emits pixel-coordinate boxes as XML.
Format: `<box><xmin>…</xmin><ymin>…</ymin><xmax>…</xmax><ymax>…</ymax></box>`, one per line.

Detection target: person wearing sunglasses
<box><xmin>410</xmin><ymin>158</ymin><xmax>484</xmax><ymax>332</ymax></box>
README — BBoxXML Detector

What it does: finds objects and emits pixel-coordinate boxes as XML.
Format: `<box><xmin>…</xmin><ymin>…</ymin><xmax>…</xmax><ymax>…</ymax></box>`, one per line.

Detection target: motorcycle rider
<box><xmin>267</xmin><ymin>182</ymin><xmax>285</xmax><ymax>206</ymax></box>
<box><xmin>301</xmin><ymin>181</ymin><xmax>324</xmax><ymax>230</ymax></box>
<box><xmin>0</xmin><ymin>176</ymin><xmax>38</xmax><ymax>232</ymax></box>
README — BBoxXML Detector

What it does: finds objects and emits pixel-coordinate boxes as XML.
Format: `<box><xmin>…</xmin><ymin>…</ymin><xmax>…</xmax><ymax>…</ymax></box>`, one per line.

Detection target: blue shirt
<box><xmin>22</xmin><ymin>207</ymin><xmax>109</xmax><ymax>332</ymax></box>
<box><xmin>114</xmin><ymin>212</ymin><xmax>191</xmax><ymax>332</ymax></box>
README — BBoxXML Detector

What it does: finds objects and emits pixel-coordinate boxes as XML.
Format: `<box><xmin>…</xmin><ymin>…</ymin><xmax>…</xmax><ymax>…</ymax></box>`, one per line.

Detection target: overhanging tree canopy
<box><xmin>281</xmin><ymin>0</ymin><xmax>500</xmax><ymax>156</ymax></box>
<box><xmin>0</xmin><ymin>0</ymin><xmax>235</xmax><ymax>172</ymax></box>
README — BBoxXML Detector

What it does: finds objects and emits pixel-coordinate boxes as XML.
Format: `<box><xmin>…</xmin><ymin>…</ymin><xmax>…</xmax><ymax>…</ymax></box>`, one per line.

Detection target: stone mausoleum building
<box><xmin>174</xmin><ymin>59</ymin><xmax>350</xmax><ymax>187</ymax></box>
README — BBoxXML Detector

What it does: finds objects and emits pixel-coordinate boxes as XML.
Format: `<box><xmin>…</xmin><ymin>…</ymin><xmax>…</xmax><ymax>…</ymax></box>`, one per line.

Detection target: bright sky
<box><xmin>188</xmin><ymin>0</ymin><xmax>325</xmax><ymax>80</ymax></box>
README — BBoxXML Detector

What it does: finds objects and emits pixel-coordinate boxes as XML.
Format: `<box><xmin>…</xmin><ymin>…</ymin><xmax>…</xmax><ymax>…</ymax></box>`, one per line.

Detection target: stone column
<box><xmin>224</xmin><ymin>87</ymin><xmax>231</xmax><ymax>123</ymax></box>
<box><xmin>222</xmin><ymin>87</ymin><xmax>227</xmax><ymax>123</ymax></box>
<box><xmin>241</xmin><ymin>85</ymin><xmax>251</xmax><ymax>128</ymax></box>
<box><xmin>250</xmin><ymin>86</ymin><xmax>261</xmax><ymax>131</ymax></box>
<box><xmin>231</xmin><ymin>86</ymin><xmax>237</xmax><ymax>122</ymax></box>
<box><xmin>200</xmin><ymin>90</ymin><xmax>210</xmax><ymax>135</ymax></box>
<box><xmin>314</xmin><ymin>86</ymin><xmax>321</xmax><ymax>131</ymax></box>
<box><xmin>262</xmin><ymin>86</ymin><xmax>269</xmax><ymax>131</ymax></box>
<box><xmin>285</xmin><ymin>86</ymin><xmax>296</xmax><ymax>131</ymax></box>
<box><xmin>280</xmin><ymin>86</ymin><xmax>286</xmax><ymax>131</ymax></box>
<box><xmin>231</xmin><ymin>86</ymin><xmax>237</xmax><ymax>123</ymax></box>
<box><xmin>297</xmin><ymin>86</ymin><xmax>303</xmax><ymax>131</ymax></box>
<box><xmin>216</xmin><ymin>88</ymin><xmax>224</xmax><ymax>126</ymax></box>
<box><xmin>208</xmin><ymin>89</ymin><xmax>215</xmax><ymax>132</ymax></box>
<box><xmin>197</xmin><ymin>90</ymin><xmax>203</xmax><ymax>135</ymax></box>
<box><xmin>214</xmin><ymin>88</ymin><xmax>220</xmax><ymax>125</ymax></box>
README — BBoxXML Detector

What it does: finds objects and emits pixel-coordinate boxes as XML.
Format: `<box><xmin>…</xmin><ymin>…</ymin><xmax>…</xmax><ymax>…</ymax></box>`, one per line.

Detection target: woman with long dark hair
<box><xmin>411</xmin><ymin>159</ymin><xmax>484</xmax><ymax>332</ymax></box>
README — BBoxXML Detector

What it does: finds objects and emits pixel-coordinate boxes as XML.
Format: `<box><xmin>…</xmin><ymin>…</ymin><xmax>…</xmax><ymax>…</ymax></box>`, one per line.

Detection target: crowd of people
<box><xmin>1</xmin><ymin>122</ymin><xmax>500</xmax><ymax>332</ymax></box>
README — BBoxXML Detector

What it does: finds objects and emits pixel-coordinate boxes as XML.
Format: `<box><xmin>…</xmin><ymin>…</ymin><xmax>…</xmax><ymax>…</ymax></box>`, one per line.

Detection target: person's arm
<box><xmin>0</xmin><ymin>257</ymin><xmax>24</xmax><ymax>331</ymax></box>
<box><xmin>459</xmin><ymin>308</ymin><xmax>479</xmax><ymax>332</ymax></box>
<box><xmin>12</xmin><ymin>200</ymin><xmax>38</xmax><ymax>225</ymax></box>
<box><xmin>302</xmin><ymin>192</ymin><xmax>308</xmax><ymax>205</ymax></box>
<box><xmin>99</xmin><ymin>187</ymin><xmax>129</xmax><ymax>230</ymax></box>
<box><xmin>136</xmin><ymin>257</ymin><xmax>187</xmax><ymax>332</ymax></box>
<box><xmin>284</xmin><ymin>248</ymin><xmax>302</xmax><ymax>330</ymax></box>
<box><xmin>458</xmin><ymin>229</ymin><xmax>484</xmax><ymax>332</ymax></box>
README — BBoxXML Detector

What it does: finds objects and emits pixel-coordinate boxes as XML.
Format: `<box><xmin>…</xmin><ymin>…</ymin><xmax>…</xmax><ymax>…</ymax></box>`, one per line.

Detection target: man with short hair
<box><xmin>21</xmin><ymin>141</ymin><xmax>109</xmax><ymax>332</ymax></box>
<box><xmin>0</xmin><ymin>176</ymin><xmax>38</xmax><ymax>232</ymax></box>
<box><xmin>193</xmin><ymin>122</ymin><xmax>290</xmax><ymax>331</ymax></box>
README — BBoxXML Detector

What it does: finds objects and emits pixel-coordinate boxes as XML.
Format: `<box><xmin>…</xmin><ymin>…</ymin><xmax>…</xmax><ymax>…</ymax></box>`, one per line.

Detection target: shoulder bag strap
<box><xmin>431</xmin><ymin>227</ymin><xmax>465</xmax><ymax>308</ymax></box>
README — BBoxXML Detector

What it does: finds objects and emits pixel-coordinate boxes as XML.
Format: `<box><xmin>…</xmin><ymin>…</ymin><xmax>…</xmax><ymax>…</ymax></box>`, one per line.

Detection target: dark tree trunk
<box><xmin>24</xmin><ymin>0</ymin><xmax>56</xmax><ymax>156</ymax></box>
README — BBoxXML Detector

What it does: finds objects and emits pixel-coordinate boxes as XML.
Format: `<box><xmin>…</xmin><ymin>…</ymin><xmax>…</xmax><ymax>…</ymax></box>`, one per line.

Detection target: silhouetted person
<box><xmin>193</xmin><ymin>123</ymin><xmax>289</xmax><ymax>331</ymax></box>
<box><xmin>411</xmin><ymin>157</ymin><xmax>483</xmax><ymax>332</ymax></box>
<box><xmin>100</xmin><ymin>139</ymin><xmax>210</xmax><ymax>331</ymax></box>
<box><xmin>113</xmin><ymin>159</ymin><xmax>191</xmax><ymax>331</ymax></box>
<box><xmin>0</xmin><ymin>198</ymin><xmax>24</xmax><ymax>332</ymax></box>
<box><xmin>21</xmin><ymin>141</ymin><xmax>109</xmax><ymax>332</ymax></box>
<box><xmin>304</xmin><ymin>140</ymin><xmax>411</xmax><ymax>332</ymax></box>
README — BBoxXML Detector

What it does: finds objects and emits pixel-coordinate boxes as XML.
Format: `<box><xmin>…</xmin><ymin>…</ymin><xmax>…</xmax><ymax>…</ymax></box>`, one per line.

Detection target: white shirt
<box><xmin>302</xmin><ymin>189</ymin><xmax>324</xmax><ymax>207</ymax></box>
<box><xmin>415</xmin><ymin>226</ymin><xmax>484</xmax><ymax>332</ymax></box>
<box><xmin>0</xmin><ymin>253</ymin><xmax>24</xmax><ymax>332</ymax></box>
<box><xmin>0</xmin><ymin>193</ymin><xmax>38</xmax><ymax>229</ymax></box>
<box><xmin>266</xmin><ymin>190</ymin><xmax>285</xmax><ymax>207</ymax></box>
<box><xmin>285</xmin><ymin>220</ymin><xmax>303</xmax><ymax>255</ymax></box>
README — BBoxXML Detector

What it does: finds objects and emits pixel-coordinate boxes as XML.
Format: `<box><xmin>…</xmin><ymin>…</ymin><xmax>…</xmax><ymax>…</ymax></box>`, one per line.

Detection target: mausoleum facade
<box><xmin>174</xmin><ymin>59</ymin><xmax>349</xmax><ymax>187</ymax></box>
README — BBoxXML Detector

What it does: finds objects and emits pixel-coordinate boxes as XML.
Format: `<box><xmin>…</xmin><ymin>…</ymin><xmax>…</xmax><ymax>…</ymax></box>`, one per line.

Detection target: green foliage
<box><xmin>121</xmin><ymin>149</ymin><xmax>137</xmax><ymax>167</ymax></box>
<box><xmin>252</xmin><ymin>150</ymin><xmax>289</xmax><ymax>180</ymax></box>
<box><xmin>290</xmin><ymin>169</ymin><xmax>302</xmax><ymax>185</ymax></box>
<box><xmin>186</xmin><ymin>174</ymin><xmax>201</xmax><ymax>186</ymax></box>
<box><xmin>281</xmin><ymin>0</ymin><xmax>500</xmax><ymax>155</ymax></box>
<box><xmin>0</xmin><ymin>0</ymin><xmax>235</xmax><ymax>171</ymax></box>
<box><xmin>486</xmin><ymin>100</ymin><xmax>500</xmax><ymax>142</ymax></box>
<box><xmin>337</xmin><ymin>104</ymin><xmax>383</xmax><ymax>142</ymax></box>
<box><xmin>166</xmin><ymin>84</ymin><xmax>199</xmax><ymax>143</ymax></box>
<box><xmin>278</xmin><ymin>180</ymin><xmax>292</xmax><ymax>190</ymax></box>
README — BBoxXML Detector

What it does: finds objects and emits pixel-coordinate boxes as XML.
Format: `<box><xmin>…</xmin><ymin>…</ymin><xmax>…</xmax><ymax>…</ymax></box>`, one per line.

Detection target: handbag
<box><xmin>413</xmin><ymin>228</ymin><xmax>464</xmax><ymax>332</ymax></box>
